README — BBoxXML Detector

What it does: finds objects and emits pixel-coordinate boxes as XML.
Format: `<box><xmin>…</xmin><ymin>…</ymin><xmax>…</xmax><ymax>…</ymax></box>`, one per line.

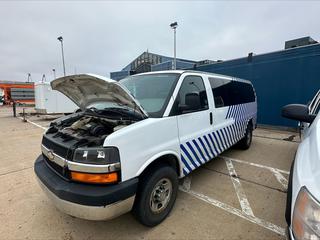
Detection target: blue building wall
<box><xmin>192</xmin><ymin>44</ymin><xmax>320</xmax><ymax>127</ymax></box>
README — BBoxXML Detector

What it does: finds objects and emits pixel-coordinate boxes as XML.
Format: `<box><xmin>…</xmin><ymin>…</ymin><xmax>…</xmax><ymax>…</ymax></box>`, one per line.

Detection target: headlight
<box><xmin>73</xmin><ymin>147</ymin><xmax>120</xmax><ymax>165</ymax></box>
<box><xmin>292</xmin><ymin>187</ymin><xmax>320</xmax><ymax>239</ymax></box>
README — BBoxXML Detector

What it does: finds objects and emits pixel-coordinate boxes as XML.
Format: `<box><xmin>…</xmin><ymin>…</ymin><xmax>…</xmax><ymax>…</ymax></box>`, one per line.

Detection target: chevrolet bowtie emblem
<box><xmin>47</xmin><ymin>151</ymin><xmax>55</xmax><ymax>161</ymax></box>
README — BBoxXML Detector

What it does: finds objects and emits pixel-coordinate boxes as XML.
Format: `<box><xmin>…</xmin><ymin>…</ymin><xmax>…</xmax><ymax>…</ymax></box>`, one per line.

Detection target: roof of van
<box><xmin>132</xmin><ymin>70</ymin><xmax>252</xmax><ymax>84</ymax></box>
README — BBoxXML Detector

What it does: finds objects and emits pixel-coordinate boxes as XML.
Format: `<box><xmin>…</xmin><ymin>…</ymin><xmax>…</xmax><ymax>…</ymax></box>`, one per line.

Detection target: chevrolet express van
<box><xmin>34</xmin><ymin>70</ymin><xmax>257</xmax><ymax>226</ymax></box>
<box><xmin>282</xmin><ymin>90</ymin><xmax>320</xmax><ymax>239</ymax></box>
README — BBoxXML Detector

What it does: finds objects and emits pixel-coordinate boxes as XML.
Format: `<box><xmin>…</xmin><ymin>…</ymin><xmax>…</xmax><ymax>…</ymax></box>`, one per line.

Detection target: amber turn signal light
<box><xmin>71</xmin><ymin>171</ymin><xmax>118</xmax><ymax>184</ymax></box>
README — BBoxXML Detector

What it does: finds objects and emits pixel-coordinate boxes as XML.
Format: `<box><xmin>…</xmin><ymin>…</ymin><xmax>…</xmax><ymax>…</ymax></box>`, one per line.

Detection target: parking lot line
<box><xmin>0</xmin><ymin>166</ymin><xmax>33</xmax><ymax>177</ymax></box>
<box><xmin>225</xmin><ymin>159</ymin><xmax>255</xmax><ymax>217</ymax></box>
<box><xmin>179</xmin><ymin>187</ymin><xmax>286</xmax><ymax>236</ymax></box>
<box><xmin>220</xmin><ymin>156</ymin><xmax>290</xmax><ymax>175</ymax></box>
<box><xmin>270</xmin><ymin>169</ymin><xmax>288</xmax><ymax>190</ymax></box>
<box><xmin>19</xmin><ymin>117</ymin><xmax>48</xmax><ymax>131</ymax></box>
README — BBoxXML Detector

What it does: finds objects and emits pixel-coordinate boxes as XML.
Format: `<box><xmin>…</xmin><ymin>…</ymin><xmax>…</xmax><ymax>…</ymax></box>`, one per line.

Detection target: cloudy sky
<box><xmin>0</xmin><ymin>1</ymin><xmax>319</xmax><ymax>82</ymax></box>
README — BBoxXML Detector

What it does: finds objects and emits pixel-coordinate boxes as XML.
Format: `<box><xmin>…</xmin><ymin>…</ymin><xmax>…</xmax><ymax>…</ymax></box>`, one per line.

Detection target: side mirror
<box><xmin>178</xmin><ymin>93</ymin><xmax>201</xmax><ymax>113</ymax></box>
<box><xmin>282</xmin><ymin>104</ymin><xmax>316</xmax><ymax>123</ymax></box>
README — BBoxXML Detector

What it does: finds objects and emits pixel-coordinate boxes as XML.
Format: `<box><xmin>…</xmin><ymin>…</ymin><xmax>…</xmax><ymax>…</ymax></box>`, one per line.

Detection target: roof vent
<box><xmin>285</xmin><ymin>36</ymin><xmax>318</xmax><ymax>49</ymax></box>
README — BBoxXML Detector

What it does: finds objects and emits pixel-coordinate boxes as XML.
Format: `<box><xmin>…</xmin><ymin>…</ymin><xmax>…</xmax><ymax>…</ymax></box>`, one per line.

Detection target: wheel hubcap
<box><xmin>150</xmin><ymin>178</ymin><xmax>172</xmax><ymax>214</ymax></box>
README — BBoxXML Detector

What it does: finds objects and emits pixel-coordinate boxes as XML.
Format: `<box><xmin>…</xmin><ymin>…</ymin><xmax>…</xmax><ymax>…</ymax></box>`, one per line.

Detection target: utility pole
<box><xmin>52</xmin><ymin>69</ymin><xmax>56</xmax><ymax>79</ymax></box>
<box><xmin>57</xmin><ymin>36</ymin><xmax>66</xmax><ymax>76</ymax></box>
<box><xmin>27</xmin><ymin>73</ymin><xmax>32</xmax><ymax>82</ymax></box>
<box><xmin>170</xmin><ymin>22</ymin><xmax>178</xmax><ymax>70</ymax></box>
<box><xmin>42</xmin><ymin>74</ymin><xmax>46</xmax><ymax>83</ymax></box>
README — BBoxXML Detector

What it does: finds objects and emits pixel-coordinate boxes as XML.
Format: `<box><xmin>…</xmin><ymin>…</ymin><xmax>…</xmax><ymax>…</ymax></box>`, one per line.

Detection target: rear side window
<box><xmin>170</xmin><ymin>75</ymin><xmax>208</xmax><ymax>115</ymax></box>
<box><xmin>208</xmin><ymin>77</ymin><xmax>255</xmax><ymax>108</ymax></box>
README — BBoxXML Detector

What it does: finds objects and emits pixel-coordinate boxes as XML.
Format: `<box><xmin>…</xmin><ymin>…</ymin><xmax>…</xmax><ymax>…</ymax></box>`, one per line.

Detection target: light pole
<box><xmin>57</xmin><ymin>36</ymin><xmax>66</xmax><ymax>76</ymax></box>
<box><xmin>52</xmin><ymin>69</ymin><xmax>56</xmax><ymax>79</ymax></box>
<box><xmin>170</xmin><ymin>22</ymin><xmax>178</xmax><ymax>70</ymax></box>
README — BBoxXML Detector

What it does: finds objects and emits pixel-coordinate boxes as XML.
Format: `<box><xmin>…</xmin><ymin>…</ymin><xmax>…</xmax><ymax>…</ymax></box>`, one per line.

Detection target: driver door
<box><xmin>172</xmin><ymin>75</ymin><xmax>214</xmax><ymax>176</ymax></box>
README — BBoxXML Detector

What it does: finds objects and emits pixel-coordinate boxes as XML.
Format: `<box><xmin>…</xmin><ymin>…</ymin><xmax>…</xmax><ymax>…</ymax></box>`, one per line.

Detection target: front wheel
<box><xmin>237</xmin><ymin>122</ymin><xmax>253</xmax><ymax>150</ymax></box>
<box><xmin>132</xmin><ymin>165</ymin><xmax>178</xmax><ymax>227</ymax></box>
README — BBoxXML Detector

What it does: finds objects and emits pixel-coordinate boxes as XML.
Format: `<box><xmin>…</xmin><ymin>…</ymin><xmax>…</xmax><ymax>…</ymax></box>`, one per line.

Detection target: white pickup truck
<box><xmin>34</xmin><ymin>70</ymin><xmax>257</xmax><ymax>226</ymax></box>
<box><xmin>282</xmin><ymin>90</ymin><xmax>320</xmax><ymax>239</ymax></box>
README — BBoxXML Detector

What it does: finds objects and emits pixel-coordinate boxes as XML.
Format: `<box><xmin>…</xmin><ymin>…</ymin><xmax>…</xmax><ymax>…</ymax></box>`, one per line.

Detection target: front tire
<box><xmin>132</xmin><ymin>165</ymin><xmax>178</xmax><ymax>227</ymax></box>
<box><xmin>237</xmin><ymin>122</ymin><xmax>253</xmax><ymax>150</ymax></box>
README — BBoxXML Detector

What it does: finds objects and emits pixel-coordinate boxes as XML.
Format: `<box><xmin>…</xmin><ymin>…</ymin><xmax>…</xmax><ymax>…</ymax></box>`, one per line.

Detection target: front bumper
<box><xmin>34</xmin><ymin>155</ymin><xmax>138</xmax><ymax>220</ymax></box>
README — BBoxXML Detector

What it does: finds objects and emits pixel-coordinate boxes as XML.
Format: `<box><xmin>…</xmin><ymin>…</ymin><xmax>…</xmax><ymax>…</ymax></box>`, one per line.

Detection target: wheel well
<box><xmin>139</xmin><ymin>154</ymin><xmax>180</xmax><ymax>179</ymax></box>
<box><xmin>247</xmin><ymin>118</ymin><xmax>254</xmax><ymax>129</ymax></box>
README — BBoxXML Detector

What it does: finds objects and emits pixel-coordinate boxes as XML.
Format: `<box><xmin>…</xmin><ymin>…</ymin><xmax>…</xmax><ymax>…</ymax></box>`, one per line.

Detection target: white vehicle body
<box><xmin>283</xmin><ymin>91</ymin><xmax>320</xmax><ymax>239</ymax></box>
<box><xmin>106</xmin><ymin>71</ymin><xmax>257</xmax><ymax>180</ymax></box>
<box><xmin>35</xmin><ymin>70</ymin><xmax>257</xmax><ymax>225</ymax></box>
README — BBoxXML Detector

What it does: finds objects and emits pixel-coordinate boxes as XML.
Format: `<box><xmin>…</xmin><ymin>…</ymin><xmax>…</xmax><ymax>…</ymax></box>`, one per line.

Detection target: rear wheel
<box><xmin>132</xmin><ymin>165</ymin><xmax>178</xmax><ymax>227</ymax></box>
<box><xmin>237</xmin><ymin>122</ymin><xmax>253</xmax><ymax>150</ymax></box>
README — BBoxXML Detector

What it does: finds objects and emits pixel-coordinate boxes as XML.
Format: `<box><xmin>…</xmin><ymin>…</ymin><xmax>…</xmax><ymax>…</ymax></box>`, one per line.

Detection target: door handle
<box><xmin>210</xmin><ymin>112</ymin><xmax>213</xmax><ymax>125</ymax></box>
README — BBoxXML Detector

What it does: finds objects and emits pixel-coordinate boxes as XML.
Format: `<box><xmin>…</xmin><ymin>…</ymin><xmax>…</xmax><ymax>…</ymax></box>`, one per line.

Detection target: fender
<box><xmin>135</xmin><ymin>150</ymin><xmax>182</xmax><ymax>178</ymax></box>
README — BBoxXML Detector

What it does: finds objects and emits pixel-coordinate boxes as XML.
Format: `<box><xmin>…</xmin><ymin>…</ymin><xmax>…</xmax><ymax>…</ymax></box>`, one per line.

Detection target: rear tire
<box><xmin>237</xmin><ymin>122</ymin><xmax>253</xmax><ymax>150</ymax></box>
<box><xmin>132</xmin><ymin>165</ymin><xmax>178</xmax><ymax>227</ymax></box>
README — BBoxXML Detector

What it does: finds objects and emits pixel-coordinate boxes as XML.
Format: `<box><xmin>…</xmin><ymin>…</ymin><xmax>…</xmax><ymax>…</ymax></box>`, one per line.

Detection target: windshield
<box><xmin>120</xmin><ymin>73</ymin><xmax>180</xmax><ymax>117</ymax></box>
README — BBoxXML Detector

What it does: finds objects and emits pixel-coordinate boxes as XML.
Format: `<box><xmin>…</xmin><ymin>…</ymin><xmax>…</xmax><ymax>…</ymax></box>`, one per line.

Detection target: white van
<box><xmin>282</xmin><ymin>90</ymin><xmax>320</xmax><ymax>239</ymax></box>
<box><xmin>34</xmin><ymin>71</ymin><xmax>257</xmax><ymax>226</ymax></box>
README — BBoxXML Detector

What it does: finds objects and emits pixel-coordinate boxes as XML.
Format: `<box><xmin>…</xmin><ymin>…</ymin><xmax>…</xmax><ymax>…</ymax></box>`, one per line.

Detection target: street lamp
<box><xmin>57</xmin><ymin>36</ymin><xmax>66</xmax><ymax>76</ymax></box>
<box><xmin>52</xmin><ymin>69</ymin><xmax>56</xmax><ymax>79</ymax></box>
<box><xmin>170</xmin><ymin>22</ymin><xmax>178</xmax><ymax>70</ymax></box>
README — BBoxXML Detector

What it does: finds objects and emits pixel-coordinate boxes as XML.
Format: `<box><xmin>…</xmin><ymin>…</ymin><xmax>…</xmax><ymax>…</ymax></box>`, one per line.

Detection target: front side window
<box><xmin>120</xmin><ymin>73</ymin><xmax>180</xmax><ymax>118</ymax></box>
<box><xmin>170</xmin><ymin>75</ymin><xmax>208</xmax><ymax>115</ymax></box>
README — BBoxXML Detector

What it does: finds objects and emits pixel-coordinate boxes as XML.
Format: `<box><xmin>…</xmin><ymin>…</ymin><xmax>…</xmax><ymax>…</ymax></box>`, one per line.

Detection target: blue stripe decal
<box><xmin>224</xmin><ymin>126</ymin><xmax>232</xmax><ymax>146</ymax></box>
<box><xmin>220</xmin><ymin>129</ymin><xmax>230</xmax><ymax>148</ymax></box>
<box><xmin>208</xmin><ymin>133</ymin><xmax>218</xmax><ymax>156</ymax></box>
<box><xmin>186</xmin><ymin>142</ymin><xmax>201</xmax><ymax>167</ymax></box>
<box><xmin>180</xmin><ymin>102</ymin><xmax>257</xmax><ymax>176</ymax></box>
<box><xmin>181</xmin><ymin>144</ymin><xmax>197</xmax><ymax>169</ymax></box>
<box><xmin>229</xmin><ymin>124</ymin><xmax>237</xmax><ymax>143</ymax></box>
<box><xmin>181</xmin><ymin>155</ymin><xmax>192</xmax><ymax>173</ymax></box>
<box><xmin>222</xmin><ymin>128</ymin><xmax>231</xmax><ymax>148</ymax></box>
<box><xmin>192</xmin><ymin>139</ymin><xmax>207</xmax><ymax>163</ymax></box>
<box><xmin>216</xmin><ymin>130</ymin><xmax>226</xmax><ymax>151</ymax></box>
<box><xmin>203</xmin><ymin>135</ymin><xmax>215</xmax><ymax>157</ymax></box>
<box><xmin>212</xmin><ymin>131</ymin><xmax>223</xmax><ymax>153</ymax></box>
<box><xmin>226</xmin><ymin>126</ymin><xmax>235</xmax><ymax>145</ymax></box>
<box><xmin>198</xmin><ymin>137</ymin><xmax>211</xmax><ymax>160</ymax></box>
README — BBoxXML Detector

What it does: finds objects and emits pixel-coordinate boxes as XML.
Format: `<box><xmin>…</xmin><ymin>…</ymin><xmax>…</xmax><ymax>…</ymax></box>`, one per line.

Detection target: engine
<box><xmin>45</xmin><ymin>112</ymin><xmax>134</xmax><ymax>149</ymax></box>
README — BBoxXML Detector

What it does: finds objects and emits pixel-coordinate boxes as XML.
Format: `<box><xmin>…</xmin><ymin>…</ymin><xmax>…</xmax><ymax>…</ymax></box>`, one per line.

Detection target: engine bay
<box><xmin>45</xmin><ymin>112</ymin><xmax>137</xmax><ymax>149</ymax></box>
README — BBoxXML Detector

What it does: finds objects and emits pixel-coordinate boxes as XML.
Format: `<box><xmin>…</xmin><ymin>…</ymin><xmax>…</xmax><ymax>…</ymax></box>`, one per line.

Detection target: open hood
<box><xmin>51</xmin><ymin>74</ymin><xmax>148</xmax><ymax>118</ymax></box>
